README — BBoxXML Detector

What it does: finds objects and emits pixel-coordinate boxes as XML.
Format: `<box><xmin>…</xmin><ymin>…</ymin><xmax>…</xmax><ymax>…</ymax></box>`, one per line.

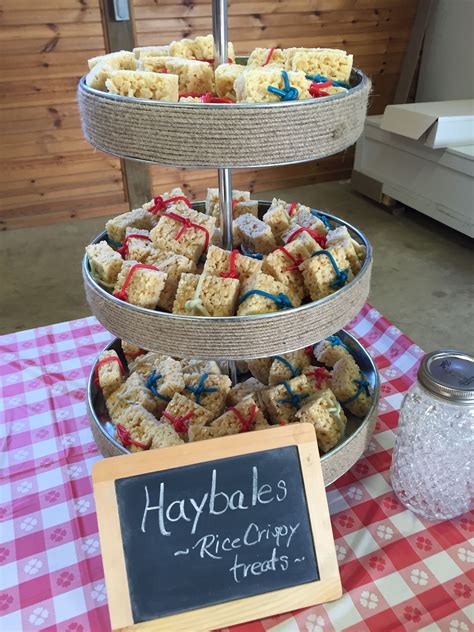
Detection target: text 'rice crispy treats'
<box><xmin>182</xmin><ymin>373</ymin><xmax>232</xmax><ymax>416</ymax></box>
<box><xmin>105</xmin><ymin>70</ymin><xmax>179</xmax><ymax>101</ymax></box>
<box><xmin>173</xmin><ymin>273</ymin><xmax>240</xmax><ymax>317</ymax></box>
<box><xmin>285</xmin><ymin>47</ymin><xmax>353</xmax><ymax>83</ymax></box>
<box><xmin>203</xmin><ymin>245</ymin><xmax>262</xmax><ymax>283</ymax></box>
<box><xmin>295</xmin><ymin>388</ymin><xmax>347</xmax><ymax>452</ymax></box>
<box><xmin>235</xmin><ymin>67</ymin><xmax>311</xmax><ymax>103</ymax></box>
<box><xmin>331</xmin><ymin>355</ymin><xmax>372</xmax><ymax>418</ymax></box>
<box><xmin>300</xmin><ymin>247</ymin><xmax>352</xmax><ymax>301</ymax></box>
<box><xmin>85</xmin><ymin>241</ymin><xmax>123</xmax><ymax>287</ymax></box>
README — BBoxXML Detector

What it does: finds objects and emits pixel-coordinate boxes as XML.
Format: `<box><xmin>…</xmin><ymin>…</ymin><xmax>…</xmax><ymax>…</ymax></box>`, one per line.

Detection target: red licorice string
<box><xmin>306</xmin><ymin>367</ymin><xmax>332</xmax><ymax>389</ymax></box>
<box><xmin>117</xmin><ymin>233</ymin><xmax>151</xmax><ymax>258</ymax></box>
<box><xmin>277</xmin><ymin>246</ymin><xmax>304</xmax><ymax>272</ymax></box>
<box><xmin>220</xmin><ymin>249</ymin><xmax>240</xmax><ymax>279</ymax></box>
<box><xmin>201</xmin><ymin>57</ymin><xmax>233</xmax><ymax>64</ymax></box>
<box><xmin>262</xmin><ymin>47</ymin><xmax>275</xmax><ymax>66</ymax></box>
<box><xmin>229</xmin><ymin>404</ymin><xmax>257</xmax><ymax>433</ymax></box>
<box><xmin>93</xmin><ymin>355</ymin><xmax>125</xmax><ymax>387</ymax></box>
<box><xmin>148</xmin><ymin>195</ymin><xmax>192</xmax><ymax>215</ymax></box>
<box><xmin>288</xmin><ymin>202</ymin><xmax>298</xmax><ymax>217</ymax></box>
<box><xmin>125</xmin><ymin>349</ymin><xmax>145</xmax><ymax>359</ymax></box>
<box><xmin>164</xmin><ymin>211</ymin><xmax>210</xmax><ymax>250</ymax></box>
<box><xmin>309</xmin><ymin>80</ymin><xmax>333</xmax><ymax>98</ymax></box>
<box><xmin>304</xmin><ymin>346</ymin><xmax>314</xmax><ymax>355</ymax></box>
<box><xmin>162</xmin><ymin>410</ymin><xmax>194</xmax><ymax>434</ymax></box>
<box><xmin>116</xmin><ymin>424</ymin><xmax>151</xmax><ymax>450</ymax></box>
<box><xmin>232</xmin><ymin>199</ymin><xmax>237</xmax><ymax>209</ymax></box>
<box><xmin>287</xmin><ymin>226</ymin><xmax>327</xmax><ymax>249</ymax></box>
<box><xmin>113</xmin><ymin>263</ymin><xmax>160</xmax><ymax>302</ymax></box>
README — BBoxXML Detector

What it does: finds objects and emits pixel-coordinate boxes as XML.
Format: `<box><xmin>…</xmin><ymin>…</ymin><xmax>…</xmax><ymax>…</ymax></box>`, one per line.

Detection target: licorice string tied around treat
<box><xmin>113</xmin><ymin>263</ymin><xmax>160</xmax><ymax>302</ymax></box>
<box><xmin>310</xmin><ymin>209</ymin><xmax>332</xmax><ymax>231</ymax></box>
<box><xmin>286</xmin><ymin>226</ymin><xmax>327</xmax><ymax>249</ymax></box>
<box><xmin>185</xmin><ymin>373</ymin><xmax>218</xmax><ymax>405</ymax></box>
<box><xmin>117</xmin><ymin>233</ymin><xmax>151</xmax><ymax>259</ymax></box>
<box><xmin>306</xmin><ymin>367</ymin><xmax>331</xmax><ymax>389</ymax></box>
<box><xmin>148</xmin><ymin>195</ymin><xmax>192</xmax><ymax>215</ymax></box>
<box><xmin>125</xmin><ymin>349</ymin><xmax>145</xmax><ymax>359</ymax></box>
<box><xmin>229</xmin><ymin>404</ymin><xmax>257</xmax><ymax>433</ymax></box>
<box><xmin>306</xmin><ymin>73</ymin><xmax>351</xmax><ymax>89</ymax></box>
<box><xmin>267</xmin><ymin>70</ymin><xmax>299</xmax><ymax>101</ymax></box>
<box><xmin>262</xmin><ymin>47</ymin><xmax>276</xmax><ymax>66</ymax></box>
<box><xmin>240</xmin><ymin>244</ymin><xmax>263</xmax><ymax>260</ymax></box>
<box><xmin>184</xmin><ymin>273</ymin><xmax>211</xmax><ymax>316</ymax></box>
<box><xmin>308</xmin><ymin>80</ymin><xmax>333</xmax><ymax>98</ymax></box>
<box><xmin>238</xmin><ymin>289</ymin><xmax>293</xmax><ymax>311</ymax></box>
<box><xmin>220</xmin><ymin>249</ymin><xmax>240</xmax><ymax>279</ymax></box>
<box><xmin>106</xmin><ymin>235</ymin><xmax>122</xmax><ymax>249</ymax></box>
<box><xmin>162</xmin><ymin>410</ymin><xmax>194</xmax><ymax>434</ymax></box>
<box><xmin>200</xmin><ymin>93</ymin><xmax>234</xmax><ymax>103</ymax></box>
<box><xmin>311</xmin><ymin>250</ymin><xmax>349</xmax><ymax>289</ymax></box>
<box><xmin>145</xmin><ymin>369</ymin><xmax>171</xmax><ymax>403</ymax></box>
<box><xmin>287</xmin><ymin>202</ymin><xmax>298</xmax><ymax>217</ymax></box>
<box><xmin>93</xmin><ymin>355</ymin><xmax>126</xmax><ymax>388</ymax></box>
<box><xmin>116</xmin><ymin>423</ymin><xmax>151</xmax><ymax>450</ymax></box>
<box><xmin>201</xmin><ymin>57</ymin><xmax>233</xmax><ymax>64</ymax></box>
<box><xmin>164</xmin><ymin>211</ymin><xmax>210</xmax><ymax>251</ymax></box>
<box><xmin>341</xmin><ymin>377</ymin><xmax>371</xmax><ymax>406</ymax></box>
<box><xmin>276</xmin><ymin>246</ymin><xmax>304</xmax><ymax>272</ymax></box>
<box><xmin>277</xmin><ymin>380</ymin><xmax>309</xmax><ymax>408</ymax></box>
<box><xmin>327</xmin><ymin>335</ymin><xmax>352</xmax><ymax>353</ymax></box>
<box><xmin>304</xmin><ymin>345</ymin><xmax>314</xmax><ymax>355</ymax></box>
<box><xmin>273</xmin><ymin>356</ymin><xmax>300</xmax><ymax>379</ymax></box>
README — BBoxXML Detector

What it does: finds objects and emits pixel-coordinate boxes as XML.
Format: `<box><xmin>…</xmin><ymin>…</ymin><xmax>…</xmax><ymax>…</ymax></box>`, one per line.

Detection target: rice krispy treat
<box><xmin>282</xmin><ymin>224</ymin><xmax>322</xmax><ymax>255</ymax></box>
<box><xmin>285</xmin><ymin>47</ymin><xmax>353</xmax><ymax>83</ymax></box>
<box><xmin>121</xmin><ymin>340</ymin><xmax>145</xmax><ymax>363</ymax></box>
<box><xmin>304</xmin><ymin>366</ymin><xmax>332</xmax><ymax>391</ymax></box>
<box><xmin>247</xmin><ymin>357</ymin><xmax>273</xmax><ymax>384</ymax></box>
<box><xmin>295</xmin><ymin>388</ymin><xmax>347</xmax><ymax>452</ymax></box>
<box><xmin>164</xmin><ymin>57</ymin><xmax>214</xmax><ymax>94</ymax></box>
<box><xmin>121</xmin><ymin>228</ymin><xmax>156</xmax><ymax>263</ymax></box>
<box><xmin>106</xmin><ymin>207</ymin><xmax>158</xmax><ymax>244</ymax></box>
<box><xmin>209</xmin><ymin>396</ymin><xmax>269</xmax><ymax>435</ymax></box>
<box><xmin>234</xmin><ymin>214</ymin><xmax>277</xmax><ymax>255</ymax></box>
<box><xmin>85</xmin><ymin>241</ymin><xmax>123</xmax><ymax>287</ymax></box>
<box><xmin>247</xmin><ymin>48</ymin><xmax>286</xmax><ymax>67</ymax></box>
<box><xmin>95</xmin><ymin>350</ymin><xmax>124</xmax><ymax>398</ymax></box>
<box><xmin>262</xmin><ymin>200</ymin><xmax>292</xmax><ymax>241</ymax></box>
<box><xmin>235</xmin><ymin>67</ymin><xmax>311</xmax><ymax>103</ymax></box>
<box><xmin>205</xmin><ymin>188</ymin><xmax>250</xmax><ymax>217</ymax></box>
<box><xmin>113</xmin><ymin>260</ymin><xmax>167</xmax><ymax>309</ymax></box>
<box><xmin>331</xmin><ymin>356</ymin><xmax>372</xmax><ymax>418</ymax></box>
<box><xmin>144</xmin><ymin>251</ymin><xmax>196</xmax><ymax>312</ymax></box>
<box><xmin>291</xmin><ymin>206</ymin><xmax>328</xmax><ymax>235</ymax></box>
<box><xmin>260</xmin><ymin>375</ymin><xmax>315</xmax><ymax>423</ymax></box>
<box><xmin>188</xmin><ymin>424</ymin><xmax>232</xmax><ymax>442</ymax></box>
<box><xmin>182</xmin><ymin>373</ymin><xmax>232</xmax><ymax>416</ymax></box>
<box><xmin>180</xmin><ymin>359</ymin><xmax>221</xmax><ymax>375</ymax></box>
<box><xmin>226</xmin><ymin>377</ymin><xmax>267</xmax><ymax>407</ymax></box>
<box><xmin>86</xmin><ymin>50</ymin><xmax>137</xmax><ymax>90</ymax></box>
<box><xmin>173</xmin><ymin>273</ymin><xmax>239</xmax><ymax>317</ymax></box>
<box><xmin>107</xmin><ymin>372</ymin><xmax>159</xmax><ymax>419</ymax></box>
<box><xmin>300</xmin><ymin>247</ymin><xmax>352</xmax><ymax>301</ymax></box>
<box><xmin>170</xmin><ymin>34</ymin><xmax>235</xmax><ymax>62</ymax></box>
<box><xmin>215</xmin><ymin>63</ymin><xmax>245</xmax><ymax>100</ymax></box>
<box><xmin>105</xmin><ymin>70</ymin><xmax>179</xmax><ymax>101</ymax></box>
<box><xmin>238</xmin><ymin>271</ymin><xmax>296</xmax><ymax>316</ymax></box>
<box><xmin>203</xmin><ymin>245</ymin><xmax>262</xmax><ymax>283</ymax></box>
<box><xmin>314</xmin><ymin>336</ymin><xmax>352</xmax><ymax>368</ymax></box>
<box><xmin>142</xmin><ymin>187</ymin><xmax>192</xmax><ymax>215</ymax></box>
<box><xmin>128</xmin><ymin>351</ymin><xmax>168</xmax><ymax>377</ymax></box>
<box><xmin>137</xmin><ymin>56</ymin><xmax>169</xmax><ymax>73</ymax></box>
<box><xmin>133</xmin><ymin>45</ymin><xmax>170</xmax><ymax>59</ymax></box>
<box><xmin>326</xmin><ymin>226</ymin><xmax>361</xmax><ymax>273</ymax></box>
<box><xmin>262</xmin><ymin>240</ymin><xmax>312</xmax><ymax>302</ymax></box>
<box><xmin>159</xmin><ymin>392</ymin><xmax>215</xmax><ymax>440</ymax></box>
<box><xmin>268</xmin><ymin>350</ymin><xmax>312</xmax><ymax>386</ymax></box>
<box><xmin>116</xmin><ymin>405</ymin><xmax>183</xmax><ymax>452</ymax></box>
<box><xmin>145</xmin><ymin>356</ymin><xmax>185</xmax><ymax>402</ymax></box>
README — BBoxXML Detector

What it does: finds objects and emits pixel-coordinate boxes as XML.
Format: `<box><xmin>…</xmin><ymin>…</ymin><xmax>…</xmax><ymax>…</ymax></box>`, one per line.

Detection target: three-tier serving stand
<box><xmin>78</xmin><ymin>0</ymin><xmax>379</xmax><ymax>485</ymax></box>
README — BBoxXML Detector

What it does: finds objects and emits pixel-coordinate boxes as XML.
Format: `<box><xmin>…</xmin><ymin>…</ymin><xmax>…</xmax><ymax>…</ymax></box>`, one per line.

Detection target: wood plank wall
<box><xmin>0</xmin><ymin>0</ymin><xmax>418</xmax><ymax>229</ymax></box>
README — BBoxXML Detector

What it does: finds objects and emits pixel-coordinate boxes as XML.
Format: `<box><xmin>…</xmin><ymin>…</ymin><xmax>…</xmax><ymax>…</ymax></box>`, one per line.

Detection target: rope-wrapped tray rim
<box><xmin>83</xmin><ymin>204</ymin><xmax>372</xmax><ymax>325</ymax></box>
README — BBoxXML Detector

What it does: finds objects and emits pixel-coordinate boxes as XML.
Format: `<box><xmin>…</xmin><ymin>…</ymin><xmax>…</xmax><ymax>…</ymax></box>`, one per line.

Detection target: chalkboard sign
<box><xmin>93</xmin><ymin>424</ymin><xmax>341</xmax><ymax>631</ymax></box>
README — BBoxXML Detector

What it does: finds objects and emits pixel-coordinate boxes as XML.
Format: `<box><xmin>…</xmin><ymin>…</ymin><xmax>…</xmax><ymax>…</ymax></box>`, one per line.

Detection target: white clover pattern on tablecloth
<box><xmin>0</xmin><ymin>307</ymin><xmax>471</xmax><ymax>632</ymax></box>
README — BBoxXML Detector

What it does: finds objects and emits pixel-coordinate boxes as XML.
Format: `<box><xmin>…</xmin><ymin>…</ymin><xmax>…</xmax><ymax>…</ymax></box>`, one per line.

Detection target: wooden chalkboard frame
<box><xmin>92</xmin><ymin>423</ymin><xmax>342</xmax><ymax>631</ymax></box>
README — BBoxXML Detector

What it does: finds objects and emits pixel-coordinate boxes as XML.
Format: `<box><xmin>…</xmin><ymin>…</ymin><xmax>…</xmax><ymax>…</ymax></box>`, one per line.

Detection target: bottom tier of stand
<box><xmin>87</xmin><ymin>331</ymin><xmax>379</xmax><ymax>486</ymax></box>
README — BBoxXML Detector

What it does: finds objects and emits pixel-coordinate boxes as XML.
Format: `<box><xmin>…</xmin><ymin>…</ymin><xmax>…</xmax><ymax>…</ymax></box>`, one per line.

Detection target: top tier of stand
<box><xmin>77</xmin><ymin>67</ymin><xmax>371</xmax><ymax>169</ymax></box>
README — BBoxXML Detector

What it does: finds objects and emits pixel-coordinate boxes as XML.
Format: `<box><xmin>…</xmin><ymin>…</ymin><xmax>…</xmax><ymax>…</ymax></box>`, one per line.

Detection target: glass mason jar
<box><xmin>390</xmin><ymin>350</ymin><xmax>474</xmax><ymax>521</ymax></box>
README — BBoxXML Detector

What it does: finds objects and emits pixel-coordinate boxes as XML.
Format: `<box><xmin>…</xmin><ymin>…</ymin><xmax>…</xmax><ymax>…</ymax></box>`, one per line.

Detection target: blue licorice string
<box><xmin>305</xmin><ymin>73</ymin><xmax>351</xmax><ymax>89</ymax></box>
<box><xmin>239</xmin><ymin>289</ymin><xmax>293</xmax><ymax>310</ymax></box>
<box><xmin>311</xmin><ymin>250</ymin><xmax>349</xmax><ymax>289</ymax></box>
<box><xmin>145</xmin><ymin>369</ymin><xmax>171</xmax><ymax>402</ymax></box>
<box><xmin>310</xmin><ymin>210</ymin><xmax>332</xmax><ymax>231</ymax></box>
<box><xmin>327</xmin><ymin>335</ymin><xmax>352</xmax><ymax>353</ymax></box>
<box><xmin>341</xmin><ymin>377</ymin><xmax>371</xmax><ymax>406</ymax></box>
<box><xmin>267</xmin><ymin>70</ymin><xmax>299</xmax><ymax>101</ymax></box>
<box><xmin>277</xmin><ymin>380</ymin><xmax>309</xmax><ymax>408</ymax></box>
<box><xmin>185</xmin><ymin>372</ymin><xmax>218</xmax><ymax>405</ymax></box>
<box><xmin>273</xmin><ymin>356</ymin><xmax>300</xmax><ymax>378</ymax></box>
<box><xmin>106</xmin><ymin>235</ymin><xmax>122</xmax><ymax>249</ymax></box>
<box><xmin>240</xmin><ymin>244</ymin><xmax>264</xmax><ymax>260</ymax></box>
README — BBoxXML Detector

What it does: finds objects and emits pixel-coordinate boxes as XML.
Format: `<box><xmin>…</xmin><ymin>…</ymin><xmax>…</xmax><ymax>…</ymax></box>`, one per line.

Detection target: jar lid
<box><xmin>418</xmin><ymin>350</ymin><xmax>474</xmax><ymax>404</ymax></box>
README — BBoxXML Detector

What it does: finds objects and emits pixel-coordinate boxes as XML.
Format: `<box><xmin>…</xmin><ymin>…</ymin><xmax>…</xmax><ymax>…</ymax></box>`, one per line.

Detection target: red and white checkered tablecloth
<box><xmin>0</xmin><ymin>304</ymin><xmax>472</xmax><ymax>632</ymax></box>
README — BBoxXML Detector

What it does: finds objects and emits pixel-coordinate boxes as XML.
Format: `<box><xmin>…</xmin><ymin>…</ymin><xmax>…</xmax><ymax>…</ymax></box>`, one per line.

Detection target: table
<box><xmin>0</xmin><ymin>304</ymin><xmax>472</xmax><ymax>632</ymax></box>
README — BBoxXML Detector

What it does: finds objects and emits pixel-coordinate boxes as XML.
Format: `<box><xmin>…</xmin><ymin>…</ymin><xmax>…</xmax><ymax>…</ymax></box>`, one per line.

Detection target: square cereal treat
<box><xmin>116</xmin><ymin>405</ymin><xmax>183</xmax><ymax>452</ymax></box>
<box><xmin>262</xmin><ymin>240</ymin><xmax>312</xmax><ymax>302</ymax></box>
<box><xmin>314</xmin><ymin>336</ymin><xmax>352</xmax><ymax>367</ymax></box>
<box><xmin>144</xmin><ymin>356</ymin><xmax>185</xmax><ymax>405</ymax></box>
<box><xmin>331</xmin><ymin>356</ymin><xmax>371</xmax><ymax>418</ymax></box>
<box><xmin>262</xmin><ymin>199</ymin><xmax>292</xmax><ymax>240</ymax></box>
<box><xmin>150</xmin><ymin>421</ymin><xmax>185</xmax><ymax>449</ymax></box>
<box><xmin>170</xmin><ymin>34</ymin><xmax>235</xmax><ymax>62</ymax></box>
<box><xmin>85</xmin><ymin>241</ymin><xmax>123</xmax><ymax>287</ymax></box>
<box><xmin>209</xmin><ymin>396</ymin><xmax>269</xmax><ymax>435</ymax></box>
<box><xmin>233</xmin><ymin>200</ymin><xmax>259</xmax><ymax>221</ymax></box>
<box><xmin>159</xmin><ymin>392</ymin><xmax>215</xmax><ymax>440</ymax></box>
<box><xmin>121</xmin><ymin>228</ymin><xmax>155</xmax><ymax>263</ymax></box>
<box><xmin>326</xmin><ymin>226</ymin><xmax>361</xmax><ymax>273</ymax></box>
<box><xmin>137</xmin><ymin>56</ymin><xmax>169</xmax><ymax>73</ymax></box>
<box><xmin>105</xmin><ymin>70</ymin><xmax>179</xmax><ymax>101</ymax></box>
<box><xmin>182</xmin><ymin>373</ymin><xmax>232</xmax><ymax>416</ymax></box>
<box><xmin>145</xmin><ymin>251</ymin><xmax>196</xmax><ymax>312</ymax></box>
<box><xmin>238</xmin><ymin>272</ymin><xmax>295</xmax><ymax>316</ymax></box>
<box><xmin>133</xmin><ymin>45</ymin><xmax>170</xmax><ymax>59</ymax></box>
<box><xmin>268</xmin><ymin>350</ymin><xmax>312</xmax><ymax>386</ymax></box>
<box><xmin>235</xmin><ymin>67</ymin><xmax>311</xmax><ymax>103</ymax></box>
<box><xmin>106</xmin><ymin>207</ymin><xmax>158</xmax><ymax>244</ymax></box>
<box><xmin>247</xmin><ymin>48</ymin><xmax>285</xmax><ymax>67</ymax></box>
<box><xmin>301</xmin><ymin>247</ymin><xmax>352</xmax><ymax>301</ymax></box>
<box><xmin>188</xmin><ymin>424</ymin><xmax>231</xmax><ymax>442</ymax></box>
<box><xmin>247</xmin><ymin>358</ymin><xmax>273</xmax><ymax>384</ymax></box>
<box><xmin>291</xmin><ymin>206</ymin><xmax>328</xmax><ymax>235</ymax></box>
<box><xmin>128</xmin><ymin>351</ymin><xmax>168</xmax><ymax>377</ymax></box>
<box><xmin>203</xmin><ymin>245</ymin><xmax>262</xmax><ymax>283</ymax></box>
<box><xmin>205</xmin><ymin>188</ymin><xmax>250</xmax><ymax>217</ymax></box>
<box><xmin>113</xmin><ymin>260</ymin><xmax>167</xmax><ymax>309</ymax></box>
<box><xmin>285</xmin><ymin>47</ymin><xmax>353</xmax><ymax>83</ymax></box>
<box><xmin>94</xmin><ymin>350</ymin><xmax>125</xmax><ymax>398</ymax></box>
<box><xmin>282</xmin><ymin>224</ymin><xmax>322</xmax><ymax>255</ymax></box>
<box><xmin>304</xmin><ymin>365</ymin><xmax>332</xmax><ymax>391</ymax></box>
<box><xmin>295</xmin><ymin>389</ymin><xmax>347</xmax><ymax>452</ymax></box>
<box><xmin>86</xmin><ymin>50</ymin><xmax>137</xmax><ymax>90</ymax></box>
<box><xmin>215</xmin><ymin>63</ymin><xmax>245</xmax><ymax>100</ymax></box>
<box><xmin>164</xmin><ymin>57</ymin><xmax>214</xmax><ymax>94</ymax></box>
<box><xmin>142</xmin><ymin>186</ymin><xmax>192</xmax><ymax>215</ymax></box>
<box><xmin>234</xmin><ymin>214</ymin><xmax>277</xmax><ymax>255</ymax></box>
<box><xmin>173</xmin><ymin>273</ymin><xmax>239</xmax><ymax>316</ymax></box>
<box><xmin>180</xmin><ymin>359</ymin><xmax>221</xmax><ymax>375</ymax></box>
<box><xmin>260</xmin><ymin>375</ymin><xmax>315</xmax><ymax>423</ymax></box>
<box><xmin>226</xmin><ymin>377</ymin><xmax>267</xmax><ymax>407</ymax></box>
<box><xmin>107</xmin><ymin>371</ymin><xmax>159</xmax><ymax>418</ymax></box>
<box><xmin>121</xmin><ymin>340</ymin><xmax>145</xmax><ymax>363</ymax></box>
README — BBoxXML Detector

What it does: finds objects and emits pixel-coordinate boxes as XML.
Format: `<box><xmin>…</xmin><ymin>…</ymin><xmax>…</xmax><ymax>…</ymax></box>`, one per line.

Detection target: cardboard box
<box><xmin>381</xmin><ymin>100</ymin><xmax>474</xmax><ymax>149</ymax></box>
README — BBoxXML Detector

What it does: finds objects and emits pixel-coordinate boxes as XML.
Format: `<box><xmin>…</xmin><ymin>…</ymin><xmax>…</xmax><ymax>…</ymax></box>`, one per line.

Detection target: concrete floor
<box><xmin>1</xmin><ymin>181</ymin><xmax>472</xmax><ymax>351</ymax></box>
